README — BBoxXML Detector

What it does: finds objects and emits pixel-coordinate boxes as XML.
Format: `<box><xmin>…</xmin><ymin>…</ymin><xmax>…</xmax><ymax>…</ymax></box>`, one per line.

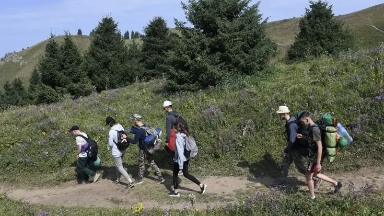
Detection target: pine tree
<box><xmin>141</xmin><ymin>16</ymin><xmax>173</xmax><ymax>80</ymax></box>
<box><xmin>38</xmin><ymin>34</ymin><xmax>65</xmax><ymax>89</ymax></box>
<box><xmin>166</xmin><ymin>0</ymin><xmax>277</xmax><ymax>91</ymax></box>
<box><xmin>1</xmin><ymin>78</ymin><xmax>28</xmax><ymax>107</ymax></box>
<box><xmin>77</xmin><ymin>29</ymin><xmax>82</xmax><ymax>35</ymax></box>
<box><xmin>131</xmin><ymin>30</ymin><xmax>134</xmax><ymax>39</ymax></box>
<box><xmin>59</xmin><ymin>32</ymin><xmax>94</xmax><ymax>98</ymax></box>
<box><xmin>123</xmin><ymin>30</ymin><xmax>130</xmax><ymax>39</ymax></box>
<box><xmin>287</xmin><ymin>0</ymin><xmax>355</xmax><ymax>61</ymax></box>
<box><xmin>83</xmin><ymin>16</ymin><xmax>134</xmax><ymax>92</ymax></box>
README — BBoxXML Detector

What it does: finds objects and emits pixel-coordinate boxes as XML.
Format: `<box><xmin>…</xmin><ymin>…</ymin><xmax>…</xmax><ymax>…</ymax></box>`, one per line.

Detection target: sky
<box><xmin>0</xmin><ymin>0</ymin><xmax>383</xmax><ymax>55</ymax></box>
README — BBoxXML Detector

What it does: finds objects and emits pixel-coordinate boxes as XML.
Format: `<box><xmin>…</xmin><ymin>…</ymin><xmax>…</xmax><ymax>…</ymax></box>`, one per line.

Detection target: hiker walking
<box><xmin>298</xmin><ymin>112</ymin><xmax>342</xmax><ymax>199</ymax></box>
<box><xmin>125</xmin><ymin>114</ymin><xmax>164</xmax><ymax>185</ymax></box>
<box><xmin>168</xmin><ymin>122</ymin><xmax>207</xmax><ymax>197</ymax></box>
<box><xmin>163</xmin><ymin>100</ymin><xmax>184</xmax><ymax>176</ymax></box>
<box><xmin>69</xmin><ymin>125</ymin><xmax>100</xmax><ymax>184</ymax></box>
<box><xmin>106</xmin><ymin>116</ymin><xmax>135</xmax><ymax>188</ymax></box>
<box><xmin>275</xmin><ymin>106</ymin><xmax>322</xmax><ymax>187</ymax></box>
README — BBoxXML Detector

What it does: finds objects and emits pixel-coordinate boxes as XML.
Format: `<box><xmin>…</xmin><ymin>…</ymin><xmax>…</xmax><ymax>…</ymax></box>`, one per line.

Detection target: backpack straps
<box><xmin>76</xmin><ymin>134</ymin><xmax>89</xmax><ymax>141</ymax></box>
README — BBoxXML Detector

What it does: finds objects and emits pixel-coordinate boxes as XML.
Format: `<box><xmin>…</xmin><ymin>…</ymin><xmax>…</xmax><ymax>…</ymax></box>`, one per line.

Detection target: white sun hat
<box><xmin>276</xmin><ymin>105</ymin><xmax>290</xmax><ymax>114</ymax></box>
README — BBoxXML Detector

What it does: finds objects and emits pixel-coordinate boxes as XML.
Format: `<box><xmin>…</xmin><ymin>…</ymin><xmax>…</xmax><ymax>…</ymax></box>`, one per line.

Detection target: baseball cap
<box><xmin>129</xmin><ymin>114</ymin><xmax>142</xmax><ymax>121</ymax></box>
<box><xmin>69</xmin><ymin>125</ymin><xmax>79</xmax><ymax>132</ymax></box>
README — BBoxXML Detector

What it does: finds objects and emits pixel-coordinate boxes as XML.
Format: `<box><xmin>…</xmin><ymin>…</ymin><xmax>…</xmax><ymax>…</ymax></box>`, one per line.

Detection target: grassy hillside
<box><xmin>0</xmin><ymin>35</ymin><xmax>141</xmax><ymax>89</ymax></box>
<box><xmin>266</xmin><ymin>3</ymin><xmax>384</xmax><ymax>47</ymax></box>
<box><xmin>0</xmin><ymin>44</ymin><xmax>383</xmax><ymax>188</ymax></box>
<box><xmin>1</xmin><ymin>4</ymin><xmax>383</xmax><ymax>89</ymax></box>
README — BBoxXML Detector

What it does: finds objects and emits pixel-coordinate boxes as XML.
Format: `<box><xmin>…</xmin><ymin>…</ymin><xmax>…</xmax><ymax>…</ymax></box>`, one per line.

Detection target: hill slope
<box><xmin>1</xmin><ymin>4</ymin><xmax>384</xmax><ymax>89</ymax></box>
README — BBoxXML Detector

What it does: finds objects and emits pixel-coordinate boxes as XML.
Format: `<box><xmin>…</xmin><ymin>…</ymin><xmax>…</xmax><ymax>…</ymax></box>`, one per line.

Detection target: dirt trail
<box><xmin>1</xmin><ymin>167</ymin><xmax>383</xmax><ymax>210</ymax></box>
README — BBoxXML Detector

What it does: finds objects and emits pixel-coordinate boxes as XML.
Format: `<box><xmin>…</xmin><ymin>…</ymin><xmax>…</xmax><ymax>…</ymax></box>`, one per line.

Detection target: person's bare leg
<box><xmin>306</xmin><ymin>172</ymin><xmax>315</xmax><ymax>198</ymax></box>
<box><xmin>315</xmin><ymin>173</ymin><xmax>337</xmax><ymax>185</ymax></box>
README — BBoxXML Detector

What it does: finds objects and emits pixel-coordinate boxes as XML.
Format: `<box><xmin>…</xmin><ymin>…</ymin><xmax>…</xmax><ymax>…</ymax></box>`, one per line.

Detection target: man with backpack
<box><xmin>125</xmin><ymin>114</ymin><xmax>164</xmax><ymax>185</ymax></box>
<box><xmin>275</xmin><ymin>106</ymin><xmax>322</xmax><ymax>188</ymax></box>
<box><xmin>163</xmin><ymin>100</ymin><xmax>188</xmax><ymax>176</ymax></box>
<box><xmin>69</xmin><ymin>125</ymin><xmax>101</xmax><ymax>184</ymax></box>
<box><xmin>298</xmin><ymin>112</ymin><xmax>342</xmax><ymax>199</ymax></box>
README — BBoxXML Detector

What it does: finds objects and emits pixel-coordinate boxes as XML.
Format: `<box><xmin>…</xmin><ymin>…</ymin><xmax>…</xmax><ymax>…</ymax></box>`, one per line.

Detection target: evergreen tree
<box><xmin>90</xmin><ymin>29</ymin><xmax>96</xmax><ymax>37</ymax></box>
<box><xmin>134</xmin><ymin>31</ymin><xmax>141</xmax><ymax>38</ymax></box>
<box><xmin>287</xmin><ymin>0</ymin><xmax>355</xmax><ymax>61</ymax></box>
<box><xmin>1</xmin><ymin>78</ymin><xmax>28</xmax><ymax>107</ymax></box>
<box><xmin>59</xmin><ymin>32</ymin><xmax>93</xmax><ymax>98</ymax></box>
<box><xmin>123</xmin><ymin>30</ymin><xmax>130</xmax><ymax>39</ymax></box>
<box><xmin>83</xmin><ymin>16</ymin><xmax>134</xmax><ymax>92</ymax></box>
<box><xmin>166</xmin><ymin>0</ymin><xmax>277</xmax><ymax>91</ymax></box>
<box><xmin>38</xmin><ymin>35</ymin><xmax>65</xmax><ymax>89</ymax></box>
<box><xmin>28</xmin><ymin>67</ymin><xmax>42</xmax><ymax>103</ymax></box>
<box><xmin>77</xmin><ymin>29</ymin><xmax>82</xmax><ymax>35</ymax></box>
<box><xmin>131</xmin><ymin>30</ymin><xmax>135</xmax><ymax>39</ymax></box>
<box><xmin>141</xmin><ymin>16</ymin><xmax>173</xmax><ymax>80</ymax></box>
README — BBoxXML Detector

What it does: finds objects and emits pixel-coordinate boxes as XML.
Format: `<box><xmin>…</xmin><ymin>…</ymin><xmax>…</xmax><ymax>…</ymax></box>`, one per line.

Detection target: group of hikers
<box><xmin>275</xmin><ymin>105</ymin><xmax>353</xmax><ymax>199</ymax></box>
<box><xmin>70</xmin><ymin>100</ymin><xmax>352</xmax><ymax>199</ymax></box>
<box><xmin>70</xmin><ymin>100</ymin><xmax>207</xmax><ymax>197</ymax></box>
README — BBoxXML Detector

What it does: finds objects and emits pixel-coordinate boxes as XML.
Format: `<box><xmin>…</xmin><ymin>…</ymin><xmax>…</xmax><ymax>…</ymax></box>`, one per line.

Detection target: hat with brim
<box><xmin>276</xmin><ymin>105</ymin><xmax>290</xmax><ymax>114</ymax></box>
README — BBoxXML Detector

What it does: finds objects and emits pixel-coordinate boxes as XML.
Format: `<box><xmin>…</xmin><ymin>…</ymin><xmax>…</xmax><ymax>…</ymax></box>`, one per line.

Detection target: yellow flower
<box><xmin>133</xmin><ymin>203</ymin><xmax>144</xmax><ymax>215</ymax></box>
<box><xmin>42</xmin><ymin>131</ymin><xmax>46</xmax><ymax>136</ymax></box>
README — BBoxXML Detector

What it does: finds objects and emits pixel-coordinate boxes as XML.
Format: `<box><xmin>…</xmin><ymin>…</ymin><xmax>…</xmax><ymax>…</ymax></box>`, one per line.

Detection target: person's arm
<box><xmin>127</xmin><ymin>129</ymin><xmax>145</xmax><ymax>144</ymax></box>
<box><xmin>108</xmin><ymin>131</ymin><xmax>115</xmax><ymax>147</ymax></box>
<box><xmin>284</xmin><ymin>123</ymin><xmax>298</xmax><ymax>153</ymax></box>
<box><xmin>175</xmin><ymin>135</ymin><xmax>186</xmax><ymax>169</ymax></box>
<box><xmin>165</xmin><ymin>115</ymin><xmax>172</xmax><ymax>143</ymax></box>
<box><xmin>76</xmin><ymin>144</ymin><xmax>82</xmax><ymax>156</ymax></box>
<box><xmin>316</xmin><ymin>140</ymin><xmax>323</xmax><ymax>164</ymax></box>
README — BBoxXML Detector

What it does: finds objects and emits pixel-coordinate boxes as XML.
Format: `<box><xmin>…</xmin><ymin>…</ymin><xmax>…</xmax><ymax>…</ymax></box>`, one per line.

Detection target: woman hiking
<box><xmin>168</xmin><ymin>122</ymin><xmax>207</xmax><ymax>197</ymax></box>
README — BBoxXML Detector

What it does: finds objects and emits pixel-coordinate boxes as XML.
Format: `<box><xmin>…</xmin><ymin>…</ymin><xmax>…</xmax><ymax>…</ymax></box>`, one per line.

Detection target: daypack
<box><xmin>286</xmin><ymin>111</ymin><xmax>309</xmax><ymax>149</ymax></box>
<box><xmin>140</xmin><ymin>125</ymin><xmax>163</xmax><ymax>154</ymax></box>
<box><xmin>314</xmin><ymin>113</ymin><xmax>340</xmax><ymax>163</ymax></box>
<box><xmin>77</xmin><ymin>134</ymin><xmax>98</xmax><ymax>161</ymax></box>
<box><xmin>184</xmin><ymin>135</ymin><xmax>198</xmax><ymax>159</ymax></box>
<box><xmin>114</xmin><ymin>130</ymin><xmax>130</xmax><ymax>151</ymax></box>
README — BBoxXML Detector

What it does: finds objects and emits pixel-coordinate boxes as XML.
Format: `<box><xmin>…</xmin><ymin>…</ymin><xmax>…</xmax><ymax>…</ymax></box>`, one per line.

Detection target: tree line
<box><xmin>0</xmin><ymin>0</ymin><xmax>354</xmax><ymax>110</ymax></box>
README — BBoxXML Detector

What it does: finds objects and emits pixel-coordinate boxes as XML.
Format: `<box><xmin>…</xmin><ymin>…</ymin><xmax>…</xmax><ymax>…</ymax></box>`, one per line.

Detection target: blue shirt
<box><xmin>127</xmin><ymin>126</ymin><xmax>147</xmax><ymax>150</ymax></box>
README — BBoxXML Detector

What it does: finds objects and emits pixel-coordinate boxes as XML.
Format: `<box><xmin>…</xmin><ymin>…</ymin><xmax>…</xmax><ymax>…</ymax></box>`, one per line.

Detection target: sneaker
<box><xmin>178</xmin><ymin>170</ymin><xmax>183</xmax><ymax>176</ymax></box>
<box><xmin>157</xmin><ymin>178</ymin><xmax>165</xmax><ymax>184</ymax></box>
<box><xmin>81</xmin><ymin>180</ymin><xmax>90</xmax><ymax>184</ymax></box>
<box><xmin>127</xmin><ymin>182</ymin><xmax>135</xmax><ymax>189</ymax></box>
<box><xmin>134</xmin><ymin>179</ymin><xmax>144</xmax><ymax>185</ymax></box>
<box><xmin>114</xmin><ymin>179</ymin><xmax>120</xmax><ymax>184</ymax></box>
<box><xmin>168</xmin><ymin>191</ymin><xmax>180</xmax><ymax>197</ymax></box>
<box><xmin>200</xmin><ymin>184</ymin><xmax>207</xmax><ymax>194</ymax></box>
<box><xmin>334</xmin><ymin>182</ymin><xmax>342</xmax><ymax>193</ymax></box>
<box><xmin>314</xmin><ymin>178</ymin><xmax>323</xmax><ymax>189</ymax></box>
<box><xmin>93</xmin><ymin>173</ymin><xmax>101</xmax><ymax>183</ymax></box>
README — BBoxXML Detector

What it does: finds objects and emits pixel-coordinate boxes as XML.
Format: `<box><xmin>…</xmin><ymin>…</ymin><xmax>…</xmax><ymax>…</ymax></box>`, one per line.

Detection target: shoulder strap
<box><xmin>76</xmin><ymin>134</ymin><xmax>88</xmax><ymax>141</ymax></box>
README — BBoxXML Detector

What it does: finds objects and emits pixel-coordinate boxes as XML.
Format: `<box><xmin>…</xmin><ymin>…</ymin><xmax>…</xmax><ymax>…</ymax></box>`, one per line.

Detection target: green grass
<box><xmin>0</xmin><ymin>45</ymin><xmax>383</xmax><ymax>189</ymax></box>
<box><xmin>1</xmin><ymin>4</ymin><xmax>384</xmax><ymax>89</ymax></box>
<box><xmin>1</xmin><ymin>187</ymin><xmax>384</xmax><ymax>215</ymax></box>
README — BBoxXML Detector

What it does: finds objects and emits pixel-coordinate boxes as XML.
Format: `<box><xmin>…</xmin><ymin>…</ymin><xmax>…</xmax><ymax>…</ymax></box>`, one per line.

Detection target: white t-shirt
<box><xmin>76</xmin><ymin>132</ymin><xmax>88</xmax><ymax>158</ymax></box>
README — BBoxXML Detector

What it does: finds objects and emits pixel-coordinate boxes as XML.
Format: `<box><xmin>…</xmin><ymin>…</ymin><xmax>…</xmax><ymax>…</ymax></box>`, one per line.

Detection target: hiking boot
<box><xmin>200</xmin><ymin>184</ymin><xmax>207</xmax><ymax>194</ymax></box>
<box><xmin>93</xmin><ymin>173</ymin><xmax>101</xmax><ymax>183</ymax></box>
<box><xmin>157</xmin><ymin>178</ymin><xmax>165</xmax><ymax>184</ymax></box>
<box><xmin>127</xmin><ymin>182</ymin><xmax>135</xmax><ymax>189</ymax></box>
<box><xmin>314</xmin><ymin>178</ymin><xmax>323</xmax><ymax>189</ymax></box>
<box><xmin>168</xmin><ymin>191</ymin><xmax>180</xmax><ymax>197</ymax></box>
<box><xmin>178</xmin><ymin>170</ymin><xmax>183</xmax><ymax>176</ymax></box>
<box><xmin>334</xmin><ymin>182</ymin><xmax>342</xmax><ymax>193</ymax></box>
<box><xmin>134</xmin><ymin>179</ymin><xmax>144</xmax><ymax>185</ymax></box>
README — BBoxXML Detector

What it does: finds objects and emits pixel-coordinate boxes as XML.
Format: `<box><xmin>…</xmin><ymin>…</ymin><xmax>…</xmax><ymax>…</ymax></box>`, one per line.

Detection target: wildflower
<box><xmin>133</xmin><ymin>202</ymin><xmax>144</xmax><ymax>215</ymax></box>
<box><xmin>42</xmin><ymin>131</ymin><xmax>46</xmax><ymax>136</ymax></box>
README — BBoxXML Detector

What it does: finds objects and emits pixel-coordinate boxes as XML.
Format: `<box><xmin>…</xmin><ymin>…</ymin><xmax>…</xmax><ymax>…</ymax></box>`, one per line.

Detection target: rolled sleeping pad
<box><xmin>324</xmin><ymin>126</ymin><xmax>337</xmax><ymax>163</ymax></box>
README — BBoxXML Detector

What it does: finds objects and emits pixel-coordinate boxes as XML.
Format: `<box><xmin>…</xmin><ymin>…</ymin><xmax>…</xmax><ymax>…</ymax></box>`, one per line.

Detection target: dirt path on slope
<box><xmin>1</xmin><ymin>167</ymin><xmax>383</xmax><ymax>210</ymax></box>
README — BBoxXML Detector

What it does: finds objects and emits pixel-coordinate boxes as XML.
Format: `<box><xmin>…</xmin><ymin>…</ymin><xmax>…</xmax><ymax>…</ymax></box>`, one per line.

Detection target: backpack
<box><xmin>77</xmin><ymin>134</ymin><xmax>98</xmax><ymax>161</ymax></box>
<box><xmin>114</xmin><ymin>130</ymin><xmax>130</xmax><ymax>151</ymax></box>
<box><xmin>184</xmin><ymin>135</ymin><xmax>198</xmax><ymax>159</ymax></box>
<box><xmin>140</xmin><ymin>125</ymin><xmax>162</xmax><ymax>154</ymax></box>
<box><xmin>314</xmin><ymin>113</ymin><xmax>340</xmax><ymax>163</ymax></box>
<box><xmin>286</xmin><ymin>111</ymin><xmax>309</xmax><ymax>149</ymax></box>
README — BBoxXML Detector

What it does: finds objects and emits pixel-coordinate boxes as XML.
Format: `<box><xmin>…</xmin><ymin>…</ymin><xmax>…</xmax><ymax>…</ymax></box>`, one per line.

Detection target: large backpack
<box><xmin>77</xmin><ymin>134</ymin><xmax>99</xmax><ymax>161</ymax></box>
<box><xmin>114</xmin><ymin>130</ymin><xmax>130</xmax><ymax>151</ymax></box>
<box><xmin>140</xmin><ymin>125</ymin><xmax>162</xmax><ymax>154</ymax></box>
<box><xmin>184</xmin><ymin>135</ymin><xmax>198</xmax><ymax>159</ymax></box>
<box><xmin>314</xmin><ymin>113</ymin><xmax>340</xmax><ymax>163</ymax></box>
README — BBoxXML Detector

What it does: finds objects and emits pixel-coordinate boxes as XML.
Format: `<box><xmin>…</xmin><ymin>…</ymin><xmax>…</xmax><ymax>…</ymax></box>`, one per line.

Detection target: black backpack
<box><xmin>77</xmin><ymin>134</ymin><xmax>98</xmax><ymax>161</ymax></box>
<box><xmin>174</xmin><ymin>114</ymin><xmax>190</xmax><ymax>135</ymax></box>
<box><xmin>114</xmin><ymin>130</ymin><xmax>130</xmax><ymax>151</ymax></box>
